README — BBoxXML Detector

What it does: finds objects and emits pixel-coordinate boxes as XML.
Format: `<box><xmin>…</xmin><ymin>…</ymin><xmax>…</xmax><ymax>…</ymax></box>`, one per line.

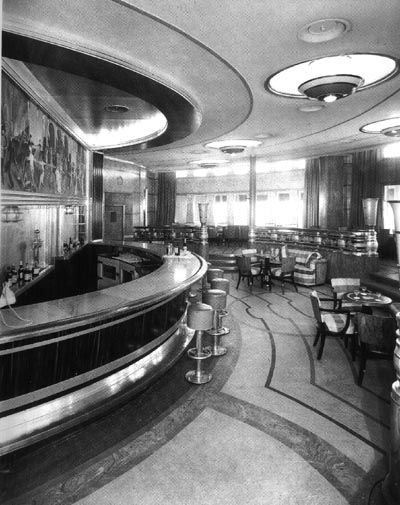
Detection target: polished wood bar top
<box><xmin>0</xmin><ymin>242</ymin><xmax>207</xmax><ymax>340</ymax></box>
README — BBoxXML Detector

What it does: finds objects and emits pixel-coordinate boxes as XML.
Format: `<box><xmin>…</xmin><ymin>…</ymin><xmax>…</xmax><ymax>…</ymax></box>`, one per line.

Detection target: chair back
<box><xmin>356</xmin><ymin>312</ymin><xmax>397</xmax><ymax>352</ymax></box>
<box><xmin>236</xmin><ymin>255</ymin><xmax>252</xmax><ymax>275</ymax></box>
<box><xmin>310</xmin><ymin>291</ymin><xmax>323</xmax><ymax>323</ymax></box>
<box><xmin>241</xmin><ymin>248</ymin><xmax>257</xmax><ymax>256</ymax></box>
<box><xmin>281</xmin><ymin>255</ymin><xmax>296</xmax><ymax>274</ymax></box>
<box><xmin>241</xmin><ymin>248</ymin><xmax>258</xmax><ymax>263</ymax></box>
<box><xmin>331</xmin><ymin>277</ymin><xmax>360</xmax><ymax>293</ymax></box>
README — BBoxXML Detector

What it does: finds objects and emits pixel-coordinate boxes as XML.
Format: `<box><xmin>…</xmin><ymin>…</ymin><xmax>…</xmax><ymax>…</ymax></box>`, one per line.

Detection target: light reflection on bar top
<box><xmin>0</xmin><ymin>251</ymin><xmax>205</xmax><ymax>336</ymax></box>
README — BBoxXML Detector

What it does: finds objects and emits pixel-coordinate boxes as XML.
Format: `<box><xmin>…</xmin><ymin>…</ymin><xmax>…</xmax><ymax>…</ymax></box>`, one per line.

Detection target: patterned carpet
<box><xmin>1</xmin><ymin>275</ymin><xmax>394</xmax><ymax>504</ymax></box>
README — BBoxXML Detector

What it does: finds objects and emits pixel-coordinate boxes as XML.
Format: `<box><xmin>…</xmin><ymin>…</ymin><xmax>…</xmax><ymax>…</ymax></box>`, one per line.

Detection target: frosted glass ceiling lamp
<box><xmin>265</xmin><ymin>53</ymin><xmax>398</xmax><ymax>99</ymax></box>
<box><xmin>298</xmin><ymin>74</ymin><xmax>363</xmax><ymax>102</ymax></box>
<box><xmin>206</xmin><ymin>139</ymin><xmax>262</xmax><ymax>155</ymax></box>
<box><xmin>189</xmin><ymin>159</ymin><xmax>229</xmax><ymax>168</ymax></box>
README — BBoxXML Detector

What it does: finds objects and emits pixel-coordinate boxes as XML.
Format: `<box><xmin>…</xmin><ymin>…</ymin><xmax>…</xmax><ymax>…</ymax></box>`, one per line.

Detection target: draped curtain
<box><xmin>155</xmin><ymin>172</ymin><xmax>176</xmax><ymax>225</ymax></box>
<box><xmin>349</xmin><ymin>149</ymin><xmax>382</xmax><ymax>229</ymax></box>
<box><xmin>303</xmin><ymin>158</ymin><xmax>320</xmax><ymax>228</ymax></box>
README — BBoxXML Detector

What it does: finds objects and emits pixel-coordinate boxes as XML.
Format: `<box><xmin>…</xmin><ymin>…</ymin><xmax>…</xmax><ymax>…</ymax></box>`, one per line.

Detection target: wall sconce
<box><xmin>64</xmin><ymin>205</ymin><xmax>74</xmax><ymax>215</ymax></box>
<box><xmin>1</xmin><ymin>205</ymin><xmax>23</xmax><ymax>223</ymax></box>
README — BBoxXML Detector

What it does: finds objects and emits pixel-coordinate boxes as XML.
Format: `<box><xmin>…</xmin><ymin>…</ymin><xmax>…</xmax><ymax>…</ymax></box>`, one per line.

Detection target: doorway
<box><xmin>104</xmin><ymin>205</ymin><xmax>125</xmax><ymax>241</ymax></box>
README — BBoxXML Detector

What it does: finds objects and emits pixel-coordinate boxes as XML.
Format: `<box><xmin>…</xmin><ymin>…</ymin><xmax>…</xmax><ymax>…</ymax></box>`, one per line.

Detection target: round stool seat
<box><xmin>203</xmin><ymin>289</ymin><xmax>227</xmax><ymax>311</ymax></box>
<box><xmin>207</xmin><ymin>268</ymin><xmax>224</xmax><ymax>283</ymax></box>
<box><xmin>187</xmin><ymin>302</ymin><xmax>214</xmax><ymax>330</ymax></box>
<box><xmin>211</xmin><ymin>277</ymin><xmax>230</xmax><ymax>295</ymax></box>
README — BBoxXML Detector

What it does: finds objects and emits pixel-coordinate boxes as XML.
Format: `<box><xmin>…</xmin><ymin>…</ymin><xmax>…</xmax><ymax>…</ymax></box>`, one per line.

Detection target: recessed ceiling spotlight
<box><xmin>298</xmin><ymin>18</ymin><xmax>351</xmax><ymax>43</ymax></box>
<box><xmin>206</xmin><ymin>139</ymin><xmax>262</xmax><ymax>154</ymax></box>
<box><xmin>255</xmin><ymin>133</ymin><xmax>273</xmax><ymax>139</ymax></box>
<box><xmin>360</xmin><ymin>118</ymin><xmax>400</xmax><ymax>137</ymax></box>
<box><xmin>298</xmin><ymin>103</ymin><xmax>325</xmax><ymax>112</ymax></box>
<box><xmin>104</xmin><ymin>105</ymin><xmax>130</xmax><ymax>113</ymax></box>
<box><xmin>265</xmin><ymin>54</ymin><xmax>398</xmax><ymax>100</ymax></box>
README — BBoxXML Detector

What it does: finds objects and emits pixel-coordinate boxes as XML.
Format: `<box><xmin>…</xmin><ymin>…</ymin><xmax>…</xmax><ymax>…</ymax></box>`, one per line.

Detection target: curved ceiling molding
<box><xmin>3</xmin><ymin>0</ymin><xmax>252</xmax><ymax>154</ymax></box>
<box><xmin>2</xmin><ymin>31</ymin><xmax>201</xmax><ymax>150</ymax></box>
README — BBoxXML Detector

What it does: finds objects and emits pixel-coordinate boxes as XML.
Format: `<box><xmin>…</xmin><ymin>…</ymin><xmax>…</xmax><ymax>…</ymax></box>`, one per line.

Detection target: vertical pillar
<box><xmin>92</xmin><ymin>152</ymin><xmax>103</xmax><ymax>240</ymax></box>
<box><xmin>186</xmin><ymin>195</ymin><xmax>194</xmax><ymax>223</ymax></box>
<box><xmin>248</xmin><ymin>155</ymin><xmax>256</xmax><ymax>244</ymax></box>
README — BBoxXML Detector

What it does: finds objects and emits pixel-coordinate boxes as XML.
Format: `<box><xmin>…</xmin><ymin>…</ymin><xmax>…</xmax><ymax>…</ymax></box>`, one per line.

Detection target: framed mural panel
<box><xmin>1</xmin><ymin>74</ymin><xmax>87</xmax><ymax>201</ymax></box>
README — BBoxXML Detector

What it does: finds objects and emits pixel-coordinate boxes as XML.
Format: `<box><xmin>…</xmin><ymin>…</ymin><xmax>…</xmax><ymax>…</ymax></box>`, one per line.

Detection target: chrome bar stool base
<box><xmin>185</xmin><ymin>300</ymin><xmax>213</xmax><ymax>384</ymax></box>
<box><xmin>204</xmin><ymin>343</ymin><xmax>227</xmax><ymax>357</ymax></box>
<box><xmin>185</xmin><ymin>369</ymin><xmax>212</xmax><ymax>385</ymax></box>
<box><xmin>186</xmin><ymin>345</ymin><xmax>212</xmax><ymax>384</ymax></box>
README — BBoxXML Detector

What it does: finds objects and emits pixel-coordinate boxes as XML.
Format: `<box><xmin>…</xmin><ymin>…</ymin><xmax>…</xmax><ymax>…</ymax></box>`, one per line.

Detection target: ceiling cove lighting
<box><xmin>206</xmin><ymin>139</ymin><xmax>262</xmax><ymax>154</ymax></box>
<box><xmin>360</xmin><ymin>118</ymin><xmax>400</xmax><ymax>138</ymax></box>
<box><xmin>265</xmin><ymin>54</ymin><xmax>398</xmax><ymax>101</ymax></box>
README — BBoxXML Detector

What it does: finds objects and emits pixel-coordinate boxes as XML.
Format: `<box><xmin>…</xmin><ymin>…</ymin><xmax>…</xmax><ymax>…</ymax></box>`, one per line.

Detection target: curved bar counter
<box><xmin>0</xmin><ymin>243</ymin><xmax>207</xmax><ymax>456</ymax></box>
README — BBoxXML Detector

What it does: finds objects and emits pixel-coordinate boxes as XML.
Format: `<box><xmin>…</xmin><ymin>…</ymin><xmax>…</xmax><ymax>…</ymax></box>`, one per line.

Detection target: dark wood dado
<box><xmin>0</xmin><ymin>243</ymin><xmax>207</xmax><ymax>455</ymax></box>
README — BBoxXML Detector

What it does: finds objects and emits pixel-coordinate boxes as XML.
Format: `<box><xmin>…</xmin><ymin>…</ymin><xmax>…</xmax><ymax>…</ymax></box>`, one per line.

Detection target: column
<box><xmin>248</xmin><ymin>155</ymin><xmax>256</xmax><ymax>243</ymax></box>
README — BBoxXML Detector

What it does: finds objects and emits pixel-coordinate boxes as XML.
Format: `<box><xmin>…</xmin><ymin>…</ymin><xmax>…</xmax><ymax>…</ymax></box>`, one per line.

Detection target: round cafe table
<box><xmin>343</xmin><ymin>291</ymin><xmax>392</xmax><ymax>307</ymax></box>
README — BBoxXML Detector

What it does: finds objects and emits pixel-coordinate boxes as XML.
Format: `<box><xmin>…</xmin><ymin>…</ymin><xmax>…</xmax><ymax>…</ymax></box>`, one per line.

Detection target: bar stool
<box><xmin>210</xmin><ymin>277</ymin><xmax>230</xmax><ymax>295</ymax></box>
<box><xmin>210</xmin><ymin>277</ymin><xmax>230</xmax><ymax>326</ymax></box>
<box><xmin>204</xmin><ymin>288</ymin><xmax>229</xmax><ymax>356</ymax></box>
<box><xmin>188</xmin><ymin>280</ymin><xmax>203</xmax><ymax>304</ymax></box>
<box><xmin>185</xmin><ymin>302</ymin><xmax>214</xmax><ymax>384</ymax></box>
<box><xmin>207</xmin><ymin>268</ymin><xmax>224</xmax><ymax>285</ymax></box>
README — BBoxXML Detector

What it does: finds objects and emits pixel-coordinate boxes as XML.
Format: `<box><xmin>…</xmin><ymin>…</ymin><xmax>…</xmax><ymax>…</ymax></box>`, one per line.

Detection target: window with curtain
<box><xmin>383</xmin><ymin>185</ymin><xmax>400</xmax><ymax>230</ymax></box>
<box><xmin>256</xmin><ymin>194</ymin><xmax>269</xmax><ymax>226</ymax></box>
<box><xmin>233</xmin><ymin>194</ymin><xmax>249</xmax><ymax>225</ymax></box>
<box><xmin>214</xmin><ymin>194</ymin><xmax>228</xmax><ymax>225</ymax></box>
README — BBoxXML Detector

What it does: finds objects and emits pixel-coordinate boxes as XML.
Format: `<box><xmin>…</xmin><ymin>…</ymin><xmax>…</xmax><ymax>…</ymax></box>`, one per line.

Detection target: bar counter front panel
<box><xmin>0</xmin><ymin>243</ymin><xmax>207</xmax><ymax>455</ymax></box>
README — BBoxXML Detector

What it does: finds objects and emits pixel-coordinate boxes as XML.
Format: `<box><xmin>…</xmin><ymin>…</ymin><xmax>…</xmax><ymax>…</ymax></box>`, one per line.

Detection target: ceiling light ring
<box><xmin>360</xmin><ymin>118</ymin><xmax>400</xmax><ymax>135</ymax></box>
<box><xmin>264</xmin><ymin>52</ymin><xmax>399</xmax><ymax>99</ymax></box>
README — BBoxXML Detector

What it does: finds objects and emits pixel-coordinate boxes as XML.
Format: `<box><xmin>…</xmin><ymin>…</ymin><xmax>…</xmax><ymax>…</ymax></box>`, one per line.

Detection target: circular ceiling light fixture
<box><xmin>298</xmin><ymin>74</ymin><xmax>363</xmax><ymax>102</ymax></box>
<box><xmin>298</xmin><ymin>18</ymin><xmax>351</xmax><ymax>43</ymax></box>
<box><xmin>189</xmin><ymin>159</ymin><xmax>230</xmax><ymax>168</ymax></box>
<box><xmin>265</xmin><ymin>54</ymin><xmax>398</xmax><ymax>99</ymax></box>
<box><xmin>360</xmin><ymin>117</ymin><xmax>400</xmax><ymax>137</ymax></box>
<box><xmin>206</xmin><ymin>139</ymin><xmax>262</xmax><ymax>154</ymax></box>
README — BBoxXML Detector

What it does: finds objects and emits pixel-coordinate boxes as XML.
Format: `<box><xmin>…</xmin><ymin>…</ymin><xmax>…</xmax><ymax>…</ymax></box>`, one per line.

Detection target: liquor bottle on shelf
<box><xmin>63</xmin><ymin>242</ymin><xmax>69</xmax><ymax>257</ymax></box>
<box><xmin>174</xmin><ymin>242</ymin><xmax>180</xmax><ymax>256</ymax></box>
<box><xmin>33</xmin><ymin>261</ymin><xmax>40</xmax><ymax>278</ymax></box>
<box><xmin>182</xmin><ymin>238</ymin><xmax>188</xmax><ymax>253</ymax></box>
<box><xmin>69</xmin><ymin>237</ymin><xmax>73</xmax><ymax>251</ymax></box>
<box><xmin>18</xmin><ymin>261</ymin><xmax>24</xmax><ymax>285</ymax></box>
<box><xmin>24</xmin><ymin>262</ymin><xmax>32</xmax><ymax>283</ymax></box>
<box><xmin>11</xmin><ymin>264</ymin><xmax>18</xmax><ymax>285</ymax></box>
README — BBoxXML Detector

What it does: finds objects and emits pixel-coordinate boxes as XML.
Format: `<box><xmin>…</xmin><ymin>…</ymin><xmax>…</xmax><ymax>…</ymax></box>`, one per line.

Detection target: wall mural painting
<box><xmin>1</xmin><ymin>75</ymin><xmax>87</xmax><ymax>197</ymax></box>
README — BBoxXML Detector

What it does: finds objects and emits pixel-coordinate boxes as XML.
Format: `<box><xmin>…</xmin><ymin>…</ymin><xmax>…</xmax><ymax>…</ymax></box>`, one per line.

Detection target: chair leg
<box><xmin>317</xmin><ymin>333</ymin><xmax>326</xmax><ymax>360</ymax></box>
<box><xmin>358</xmin><ymin>343</ymin><xmax>367</xmax><ymax>386</ymax></box>
<box><xmin>313</xmin><ymin>328</ymin><xmax>321</xmax><ymax>346</ymax></box>
<box><xmin>350</xmin><ymin>334</ymin><xmax>357</xmax><ymax>361</ymax></box>
<box><xmin>236</xmin><ymin>274</ymin><xmax>241</xmax><ymax>290</ymax></box>
<box><xmin>292</xmin><ymin>275</ymin><xmax>298</xmax><ymax>293</ymax></box>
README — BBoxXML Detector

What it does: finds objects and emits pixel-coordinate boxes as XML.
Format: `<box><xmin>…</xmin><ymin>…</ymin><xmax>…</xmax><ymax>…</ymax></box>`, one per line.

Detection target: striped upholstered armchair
<box><xmin>288</xmin><ymin>248</ymin><xmax>328</xmax><ymax>286</ymax></box>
